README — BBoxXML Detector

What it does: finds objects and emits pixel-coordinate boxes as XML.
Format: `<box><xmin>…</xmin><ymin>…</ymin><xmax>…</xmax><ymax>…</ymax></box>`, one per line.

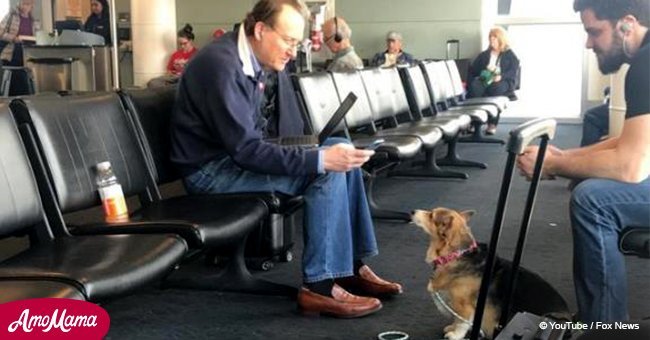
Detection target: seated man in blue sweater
<box><xmin>170</xmin><ymin>0</ymin><xmax>402</xmax><ymax>318</ymax></box>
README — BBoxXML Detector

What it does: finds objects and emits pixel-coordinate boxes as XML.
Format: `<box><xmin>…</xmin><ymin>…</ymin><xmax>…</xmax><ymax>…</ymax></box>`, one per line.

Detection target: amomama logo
<box><xmin>0</xmin><ymin>298</ymin><xmax>110</xmax><ymax>339</ymax></box>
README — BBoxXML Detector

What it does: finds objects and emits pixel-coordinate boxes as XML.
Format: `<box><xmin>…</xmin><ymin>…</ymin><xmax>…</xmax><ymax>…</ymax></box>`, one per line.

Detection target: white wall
<box><xmin>338</xmin><ymin>0</ymin><xmax>482</xmax><ymax>60</ymax></box>
<box><xmin>175</xmin><ymin>0</ymin><xmax>256</xmax><ymax>46</ymax></box>
<box><xmin>175</xmin><ymin>0</ymin><xmax>485</xmax><ymax>61</ymax></box>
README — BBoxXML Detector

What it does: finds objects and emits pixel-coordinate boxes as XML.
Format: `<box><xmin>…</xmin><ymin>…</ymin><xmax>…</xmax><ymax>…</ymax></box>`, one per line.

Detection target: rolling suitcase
<box><xmin>469</xmin><ymin>118</ymin><xmax>571</xmax><ymax>340</ymax></box>
<box><xmin>446</xmin><ymin>39</ymin><xmax>471</xmax><ymax>84</ymax></box>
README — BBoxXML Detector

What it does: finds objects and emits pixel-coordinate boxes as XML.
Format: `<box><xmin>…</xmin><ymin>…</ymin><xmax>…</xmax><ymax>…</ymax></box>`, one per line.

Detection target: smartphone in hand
<box><xmin>363</xmin><ymin>139</ymin><xmax>385</xmax><ymax>150</ymax></box>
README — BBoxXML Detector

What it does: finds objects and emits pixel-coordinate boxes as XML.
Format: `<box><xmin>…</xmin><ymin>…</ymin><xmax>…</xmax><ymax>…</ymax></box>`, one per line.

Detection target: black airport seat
<box><xmin>294</xmin><ymin>71</ymin><xmax>422</xmax><ymax>160</ymax></box>
<box><xmin>294</xmin><ymin>71</ymin><xmax>422</xmax><ymax>220</ymax></box>
<box><xmin>358</xmin><ymin>67</ymin><xmax>445</xmax><ymax>149</ymax></box>
<box><xmin>399</xmin><ymin>65</ymin><xmax>487</xmax><ymax>170</ymax></box>
<box><xmin>424</xmin><ymin>61</ymin><xmax>500</xmax><ymax>118</ymax></box>
<box><xmin>10</xmin><ymin>92</ymin><xmax>294</xmax><ymax>296</ymax></box>
<box><xmin>0</xmin><ymin>104</ymin><xmax>187</xmax><ymax>302</ymax></box>
<box><xmin>0</xmin><ymin>66</ymin><xmax>36</xmax><ymax>97</ymax></box>
<box><xmin>620</xmin><ymin>227</ymin><xmax>650</xmax><ymax>258</ymax></box>
<box><xmin>328</xmin><ymin>71</ymin><xmax>423</xmax><ymax>161</ymax></box>
<box><xmin>419</xmin><ymin>61</ymin><xmax>490</xmax><ymax>123</ymax></box>
<box><xmin>422</xmin><ymin>61</ymin><xmax>504</xmax><ymax>144</ymax></box>
<box><xmin>400</xmin><ymin>64</ymin><xmax>472</xmax><ymax>129</ymax></box>
<box><xmin>119</xmin><ymin>86</ymin><xmax>301</xmax><ymax>269</ymax></box>
<box><xmin>358</xmin><ymin>67</ymin><xmax>472</xmax><ymax>179</ymax></box>
<box><xmin>0</xmin><ymin>280</ymin><xmax>85</xmax><ymax>303</ymax></box>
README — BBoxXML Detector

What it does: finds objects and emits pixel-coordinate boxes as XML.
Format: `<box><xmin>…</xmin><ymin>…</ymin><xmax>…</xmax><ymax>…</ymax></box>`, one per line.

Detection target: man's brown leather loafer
<box><xmin>297</xmin><ymin>284</ymin><xmax>382</xmax><ymax>318</ymax></box>
<box><xmin>336</xmin><ymin>265</ymin><xmax>403</xmax><ymax>297</ymax></box>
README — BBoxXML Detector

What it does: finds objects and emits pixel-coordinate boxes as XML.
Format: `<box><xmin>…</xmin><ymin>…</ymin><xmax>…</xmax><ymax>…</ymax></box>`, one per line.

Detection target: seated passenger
<box><xmin>468</xmin><ymin>26</ymin><xmax>519</xmax><ymax>134</ymax></box>
<box><xmin>213</xmin><ymin>28</ymin><xmax>226</xmax><ymax>40</ymax></box>
<box><xmin>322</xmin><ymin>16</ymin><xmax>363</xmax><ymax>72</ymax></box>
<box><xmin>371</xmin><ymin>31</ymin><xmax>415</xmax><ymax>67</ymax></box>
<box><xmin>581</xmin><ymin>103</ymin><xmax>609</xmax><ymax>147</ymax></box>
<box><xmin>467</xmin><ymin>26</ymin><xmax>519</xmax><ymax>100</ymax></box>
<box><xmin>517</xmin><ymin>0</ymin><xmax>649</xmax><ymax>323</ymax></box>
<box><xmin>147</xmin><ymin>24</ymin><xmax>198</xmax><ymax>88</ymax></box>
<box><xmin>170</xmin><ymin>0</ymin><xmax>402</xmax><ymax>318</ymax></box>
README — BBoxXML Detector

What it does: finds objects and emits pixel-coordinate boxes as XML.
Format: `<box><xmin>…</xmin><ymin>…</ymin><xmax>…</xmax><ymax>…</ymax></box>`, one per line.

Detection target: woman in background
<box><xmin>167</xmin><ymin>24</ymin><xmax>197</xmax><ymax>78</ymax></box>
<box><xmin>468</xmin><ymin>26</ymin><xmax>519</xmax><ymax>134</ymax></box>
<box><xmin>84</xmin><ymin>0</ymin><xmax>111</xmax><ymax>44</ymax></box>
<box><xmin>147</xmin><ymin>24</ymin><xmax>198</xmax><ymax>88</ymax></box>
<box><xmin>0</xmin><ymin>0</ymin><xmax>36</xmax><ymax>66</ymax></box>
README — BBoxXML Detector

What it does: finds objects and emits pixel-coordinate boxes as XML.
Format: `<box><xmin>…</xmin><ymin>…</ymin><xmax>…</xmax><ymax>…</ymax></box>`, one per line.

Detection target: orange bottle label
<box><xmin>100</xmin><ymin>185</ymin><xmax>129</xmax><ymax>223</ymax></box>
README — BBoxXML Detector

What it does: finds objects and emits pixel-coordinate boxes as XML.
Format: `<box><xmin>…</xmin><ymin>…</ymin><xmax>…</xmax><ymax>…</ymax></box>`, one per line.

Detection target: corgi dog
<box><xmin>412</xmin><ymin>207</ymin><xmax>498</xmax><ymax>339</ymax></box>
<box><xmin>411</xmin><ymin>207</ymin><xmax>570</xmax><ymax>340</ymax></box>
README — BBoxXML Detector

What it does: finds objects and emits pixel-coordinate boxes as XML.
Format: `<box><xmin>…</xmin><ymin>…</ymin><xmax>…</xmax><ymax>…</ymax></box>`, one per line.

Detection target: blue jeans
<box><xmin>184</xmin><ymin>138</ymin><xmax>378</xmax><ymax>283</ymax></box>
<box><xmin>570</xmin><ymin>177</ymin><xmax>650</xmax><ymax>322</ymax></box>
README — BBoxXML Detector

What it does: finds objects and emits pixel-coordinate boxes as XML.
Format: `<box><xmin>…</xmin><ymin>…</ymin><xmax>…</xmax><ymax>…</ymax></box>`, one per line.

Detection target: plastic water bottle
<box><xmin>95</xmin><ymin>161</ymin><xmax>129</xmax><ymax>223</ymax></box>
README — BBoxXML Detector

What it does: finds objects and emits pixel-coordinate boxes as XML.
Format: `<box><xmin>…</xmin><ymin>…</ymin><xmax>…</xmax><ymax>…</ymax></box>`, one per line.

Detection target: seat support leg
<box><xmin>163</xmin><ymin>239</ymin><xmax>298</xmax><ymax>297</ymax></box>
<box><xmin>437</xmin><ymin>138</ymin><xmax>488</xmax><ymax>169</ymax></box>
<box><xmin>364</xmin><ymin>168</ymin><xmax>411</xmax><ymax>221</ymax></box>
<box><xmin>458</xmin><ymin>120</ymin><xmax>505</xmax><ymax>144</ymax></box>
<box><xmin>391</xmin><ymin>148</ymin><xmax>469</xmax><ymax>179</ymax></box>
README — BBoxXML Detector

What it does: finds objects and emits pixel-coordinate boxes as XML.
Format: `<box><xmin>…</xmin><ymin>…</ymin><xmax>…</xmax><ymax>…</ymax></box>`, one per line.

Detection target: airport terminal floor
<box><xmin>3</xmin><ymin>123</ymin><xmax>640</xmax><ymax>340</ymax></box>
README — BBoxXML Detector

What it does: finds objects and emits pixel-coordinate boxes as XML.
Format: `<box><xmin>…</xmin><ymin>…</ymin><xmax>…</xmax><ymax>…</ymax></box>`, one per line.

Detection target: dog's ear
<box><xmin>460</xmin><ymin>210</ymin><xmax>476</xmax><ymax>222</ymax></box>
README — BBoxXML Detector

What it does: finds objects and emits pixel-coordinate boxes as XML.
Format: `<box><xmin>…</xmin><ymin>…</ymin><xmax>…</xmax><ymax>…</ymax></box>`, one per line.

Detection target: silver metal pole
<box><xmin>109</xmin><ymin>0</ymin><xmax>119</xmax><ymax>89</ymax></box>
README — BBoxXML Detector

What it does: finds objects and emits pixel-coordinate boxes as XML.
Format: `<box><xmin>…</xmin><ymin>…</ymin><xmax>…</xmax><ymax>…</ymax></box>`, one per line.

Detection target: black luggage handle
<box><xmin>506</xmin><ymin>118</ymin><xmax>557</xmax><ymax>154</ymax></box>
<box><xmin>446</xmin><ymin>39</ymin><xmax>460</xmax><ymax>60</ymax></box>
<box><xmin>470</xmin><ymin>118</ymin><xmax>557</xmax><ymax>340</ymax></box>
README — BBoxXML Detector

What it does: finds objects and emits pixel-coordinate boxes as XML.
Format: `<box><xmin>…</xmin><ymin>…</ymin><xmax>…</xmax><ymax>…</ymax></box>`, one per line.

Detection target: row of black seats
<box><xmin>290</xmin><ymin>60</ymin><xmax>510</xmax><ymax>220</ymax></box>
<box><xmin>0</xmin><ymin>88</ymin><xmax>301</xmax><ymax>304</ymax></box>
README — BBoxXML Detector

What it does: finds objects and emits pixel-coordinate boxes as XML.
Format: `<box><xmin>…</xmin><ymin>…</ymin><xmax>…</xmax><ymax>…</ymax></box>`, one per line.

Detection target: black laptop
<box><xmin>266</xmin><ymin>92</ymin><xmax>357</xmax><ymax>147</ymax></box>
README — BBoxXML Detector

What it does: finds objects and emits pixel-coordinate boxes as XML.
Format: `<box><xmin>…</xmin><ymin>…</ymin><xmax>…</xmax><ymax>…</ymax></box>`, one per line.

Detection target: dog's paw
<box><xmin>444</xmin><ymin>323</ymin><xmax>471</xmax><ymax>340</ymax></box>
<box><xmin>444</xmin><ymin>330</ymin><xmax>467</xmax><ymax>340</ymax></box>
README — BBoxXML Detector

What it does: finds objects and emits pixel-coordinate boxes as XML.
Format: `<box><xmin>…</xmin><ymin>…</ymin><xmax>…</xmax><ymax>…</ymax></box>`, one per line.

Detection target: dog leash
<box><xmin>431</xmin><ymin>291</ymin><xmax>486</xmax><ymax>338</ymax></box>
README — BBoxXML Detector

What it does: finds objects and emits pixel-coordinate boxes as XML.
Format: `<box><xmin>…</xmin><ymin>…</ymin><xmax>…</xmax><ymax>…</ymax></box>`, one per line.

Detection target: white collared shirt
<box><xmin>237</xmin><ymin>23</ymin><xmax>261</xmax><ymax>78</ymax></box>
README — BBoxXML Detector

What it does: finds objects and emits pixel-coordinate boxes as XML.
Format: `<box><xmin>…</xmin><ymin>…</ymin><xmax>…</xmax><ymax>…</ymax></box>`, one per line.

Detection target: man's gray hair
<box><xmin>243</xmin><ymin>0</ymin><xmax>309</xmax><ymax>36</ymax></box>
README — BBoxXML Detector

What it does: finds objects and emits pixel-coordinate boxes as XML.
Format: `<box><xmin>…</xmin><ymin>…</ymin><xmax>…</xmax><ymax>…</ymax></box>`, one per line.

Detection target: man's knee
<box><xmin>312</xmin><ymin>170</ymin><xmax>347</xmax><ymax>190</ymax></box>
<box><xmin>570</xmin><ymin>179</ymin><xmax>603</xmax><ymax>213</ymax></box>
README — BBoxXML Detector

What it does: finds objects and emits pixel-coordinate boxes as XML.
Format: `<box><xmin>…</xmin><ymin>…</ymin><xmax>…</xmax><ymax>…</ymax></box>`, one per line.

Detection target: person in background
<box><xmin>84</xmin><ymin>0</ymin><xmax>111</xmax><ymax>44</ymax></box>
<box><xmin>371</xmin><ymin>31</ymin><xmax>414</xmax><ymax>67</ymax></box>
<box><xmin>213</xmin><ymin>28</ymin><xmax>226</xmax><ymax>40</ymax></box>
<box><xmin>581</xmin><ymin>103</ymin><xmax>609</xmax><ymax>146</ymax></box>
<box><xmin>147</xmin><ymin>24</ymin><xmax>198</xmax><ymax>88</ymax></box>
<box><xmin>322</xmin><ymin>16</ymin><xmax>363</xmax><ymax>72</ymax></box>
<box><xmin>0</xmin><ymin>0</ymin><xmax>36</xmax><ymax>66</ymax></box>
<box><xmin>467</xmin><ymin>26</ymin><xmax>519</xmax><ymax>135</ymax></box>
<box><xmin>171</xmin><ymin>0</ymin><xmax>402</xmax><ymax>318</ymax></box>
<box><xmin>517</xmin><ymin>0</ymin><xmax>649</xmax><ymax>323</ymax></box>
<box><xmin>168</xmin><ymin>24</ymin><xmax>198</xmax><ymax>76</ymax></box>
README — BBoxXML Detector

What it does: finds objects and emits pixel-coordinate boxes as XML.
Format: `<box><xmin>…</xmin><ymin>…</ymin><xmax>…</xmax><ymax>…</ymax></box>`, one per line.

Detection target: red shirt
<box><xmin>167</xmin><ymin>47</ymin><xmax>198</xmax><ymax>76</ymax></box>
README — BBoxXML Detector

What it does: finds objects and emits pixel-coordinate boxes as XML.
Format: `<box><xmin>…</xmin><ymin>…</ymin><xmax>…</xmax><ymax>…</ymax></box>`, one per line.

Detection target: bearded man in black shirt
<box><xmin>518</xmin><ymin>0</ymin><xmax>649</xmax><ymax>324</ymax></box>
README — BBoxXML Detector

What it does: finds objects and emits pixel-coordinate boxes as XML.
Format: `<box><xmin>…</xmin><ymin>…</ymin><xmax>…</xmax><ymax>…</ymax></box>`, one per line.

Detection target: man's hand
<box><xmin>323</xmin><ymin>143</ymin><xmax>374</xmax><ymax>172</ymax></box>
<box><xmin>516</xmin><ymin>145</ymin><xmax>561</xmax><ymax>180</ymax></box>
